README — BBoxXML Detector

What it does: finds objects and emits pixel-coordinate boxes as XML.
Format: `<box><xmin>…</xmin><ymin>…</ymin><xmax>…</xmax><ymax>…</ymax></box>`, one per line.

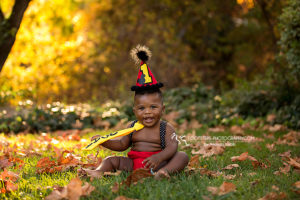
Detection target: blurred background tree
<box><xmin>0</xmin><ymin>0</ymin><xmax>291</xmax><ymax>104</ymax></box>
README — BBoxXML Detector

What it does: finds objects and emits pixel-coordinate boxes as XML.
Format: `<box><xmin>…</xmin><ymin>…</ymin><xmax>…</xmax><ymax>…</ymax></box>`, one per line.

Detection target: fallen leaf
<box><xmin>207</xmin><ymin>182</ymin><xmax>236</xmax><ymax>196</ymax></box>
<box><xmin>104</xmin><ymin>170</ymin><xmax>122</xmax><ymax>176</ymax></box>
<box><xmin>287</xmin><ymin>158</ymin><xmax>300</xmax><ymax>169</ymax></box>
<box><xmin>45</xmin><ymin>178</ymin><xmax>94</xmax><ymax>200</ymax></box>
<box><xmin>279</xmin><ymin>163</ymin><xmax>290</xmax><ymax>174</ymax></box>
<box><xmin>223</xmin><ymin>174</ymin><xmax>236</xmax><ymax>180</ymax></box>
<box><xmin>0</xmin><ymin>158</ymin><xmax>13</xmax><ymax>169</ymax></box>
<box><xmin>123</xmin><ymin>168</ymin><xmax>153</xmax><ymax>187</ymax></box>
<box><xmin>266</xmin><ymin>143</ymin><xmax>276</xmax><ymax>151</ymax></box>
<box><xmin>188</xmin><ymin>155</ymin><xmax>200</xmax><ymax>168</ymax></box>
<box><xmin>192</xmin><ymin>144</ymin><xmax>224</xmax><ymax>158</ymax></box>
<box><xmin>208</xmin><ymin>126</ymin><xmax>225</xmax><ymax>133</ymax></box>
<box><xmin>266</xmin><ymin>114</ymin><xmax>276</xmax><ymax>122</ymax></box>
<box><xmin>81</xmin><ymin>182</ymin><xmax>95</xmax><ymax>196</ymax></box>
<box><xmin>222</xmin><ymin>164</ymin><xmax>240</xmax><ymax>170</ymax></box>
<box><xmin>248</xmin><ymin>172</ymin><xmax>257</xmax><ymax>176</ymax></box>
<box><xmin>258</xmin><ymin>192</ymin><xmax>287</xmax><ymax>200</ymax></box>
<box><xmin>231</xmin><ymin>152</ymin><xmax>248</xmax><ymax>162</ymax></box>
<box><xmin>278</xmin><ymin>151</ymin><xmax>291</xmax><ymax>158</ymax></box>
<box><xmin>114</xmin><ymin>196</ymin><xmax>137</xmax><ymax>200</ymax></box>
<box><xmin>293</xmin><ymin>181</ymin><xmax>300</xmax><ymax>194</ymax></box>
<box><xmin>67</xmin><ymin>178</ymin><xmax>82</xmax><ymax>200</ymax></box>
<box><xmin>230</xmin><ymin>126</ymin><xmax>244</xmax><ymax>136</ymax></box>
<box><xmin>272</xmin><ymin>185</ymin><xmax>279</xmax><ymax>191</ymax></box>
<box><xmin>251</xmin><ymin>179</ymin><xmax>260</xmax><ymax>186</ymax></box>
<box><xmin>111</xmin><ymin>182</ymin><xmax>120</xmax><ymax>193</ymax></box>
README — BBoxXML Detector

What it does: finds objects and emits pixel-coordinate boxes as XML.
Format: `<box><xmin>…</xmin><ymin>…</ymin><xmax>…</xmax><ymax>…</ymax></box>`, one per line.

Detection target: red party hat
<box><xmin>130</xmin><ymin>45</ymin><xmax>163</xmax><ymax>91</ymax></box>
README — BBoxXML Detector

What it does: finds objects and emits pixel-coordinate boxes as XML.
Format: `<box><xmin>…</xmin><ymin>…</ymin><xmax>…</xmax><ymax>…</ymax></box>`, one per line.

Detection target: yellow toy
<box><xmin>83</xmin><ymin>121</ymin><xmax>144</xmax><ymax>151</ymax></box>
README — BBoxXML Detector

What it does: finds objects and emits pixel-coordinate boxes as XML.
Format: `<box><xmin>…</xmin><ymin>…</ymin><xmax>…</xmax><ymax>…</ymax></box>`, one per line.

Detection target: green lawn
<box><xmin>0</xmin><ymin>126</ymin><xmax>299</xmax><ymax>200</ymax></box>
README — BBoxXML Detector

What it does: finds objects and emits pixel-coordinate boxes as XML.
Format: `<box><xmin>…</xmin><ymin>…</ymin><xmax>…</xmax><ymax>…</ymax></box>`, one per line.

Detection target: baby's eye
<box><xmin>139</xmin><ymin>107</ymin><xmax>144</xmax><ymax>110</ymax></box>
<box><xmin>151</xmin><ymin>105</ymin><xmax>157</xmax><ymax>109</ymax></box>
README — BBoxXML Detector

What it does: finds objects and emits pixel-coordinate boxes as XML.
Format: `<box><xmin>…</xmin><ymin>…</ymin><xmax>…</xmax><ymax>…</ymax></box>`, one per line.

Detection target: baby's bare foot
<box><xmin>77</xmin><ymin>168</ymin><xmax>103</xmax><ymax>178</ymax></box>
<box><xmin>154</xmin><ymin>169</ymin><xmax>170</xmax><ymax>180</ymax></box>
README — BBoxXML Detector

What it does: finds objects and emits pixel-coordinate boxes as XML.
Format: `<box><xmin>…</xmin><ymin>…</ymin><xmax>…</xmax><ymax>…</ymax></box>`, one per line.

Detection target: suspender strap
<box><xmin>129</xmin><ymin>120</ymin><xmax>138</xmax><ymax>142</ymax></box>
<box><xmin>160</xmin><ymin>121</ymin><xmax>167</xmax><ymax>149</ymax></box>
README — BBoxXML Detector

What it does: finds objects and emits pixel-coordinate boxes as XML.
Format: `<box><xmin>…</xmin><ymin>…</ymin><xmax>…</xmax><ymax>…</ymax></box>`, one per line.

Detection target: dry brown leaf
<box><xmin>293</xmin><ymin>181</ymin><xmax>300</xmax><ymax>194</ymax></box>
<box><xmin>189</xmin><ymin>119</ymin><xmax>202</xmax><ymax>129</ymax></box>
<box><xmin>222</xmin><ymin>164</ymin><xmax>240</xmax><ymax>170</ymax></box>
<box><xmin>192</xmin><ymin>144</ymin><xmax>224</xmax><ymax>158</ymax></box>
<box><xmin>0</xmin><ymin>169</ymin><xmax>19</xmax><ymax>193</ymax></box>
<box><xmin>248</xmin><ymin>172</ymin><xmax>257</xmax><ymax>176</ymax></box>
<box><xmin>258</xmin><ymin>192</ymin><xmax>287</xmax><ymax>200</ymax></box>
<box><xmin>207</xmin><ymin>182</ymin><xmax>236</xmax><ymax>196</ymax></box>
<box><xmin>0</xmin><ymin>169</ymin><xmax>19</xmax><ymax>182</ymax></box>
<box><xmin>287</xmin><ymin>158</ymin><xmax>300</xmax><ymax>169</ymax></box>
<box><xmin>268</xmin><ymin>124</ymin><xmax>286</xmax><ymax>132</ymax></box>
<box><xmin>188</xmin><ymin>155</ymin><xmax>200</xmax><ymax>168</ymax></box>
<box><xmin>0</xmin><ymin>158</ymin><xmax>13</xmax><ymax>169</ymax></box>
<box><xmin>278</xmin><ymin>151</ymin><xmax>291</xmax><ymax>158</ymax></box>
<box><xmin>111</xmin><ymin>182</ymin><xmax>120</xmax><ymax>193</ymax></box>
<box><xmin>81</xmin><ymin>182</ymin><xmax>95</xmax><ymax>196</ymax></box>
<box><xmin>266</xmin><ymin>114</ymin><xmax>276</xmax><ymax>122</ymax></box>
<box><xmin>67</xmin><ymin>178</ymin><xmax>82</xmax><ymax>200</ymax></box>
<box><xmin>219</xmin><ymin>182</ymin><xmax>236</xmax><ymax>195</ymax></box>
<box><xmin>114</xmin><ymin>196</ymin><xmax>137</xmax><ymax>200</ymax></box>
<box><xmin>223</xmin><ymin>174</ymin><xmax>236</xmax><ymax>180</ymax></box>
<box><xmin>45</xmin><ymin>178</ymin><xmax>94</xmax><ymax>200</ymax></box>
<box><xmin>251</xmin><ymin>179</ymin><xmax>260</xmax><ymax>186</ymax></box>
<box><xmin>123</xmin><ymin>168</ymin><xmax>153</xmax><ymax>187</ymax></box>
<box><xmin>266</xmin><ymin>143</ymin><xmax>276</xmax><ymax>151</ymax></box>
<box><xmin>279</xmin><ymin>163</ymin><xmax>290</xmax><ymax>174</ymax></box>
<box><xmin>230</xmin><ymin>126</ymin><xmax>244</xmax><ymax>136</ymax></box>
<box><xmin>263</xmin><ymin>133</ymin><xmax>275</xmax><ymax>140</ymax></box>
<box><xmin>36</xmin><ymin>157</ymin><xmax>56</xmax><ymax>169</ymax></box>
<box><xmin>104</xmin><ymin>170</ymin><xmax>122</xmax><ymax>176</ymax></box>
<box><xmin>231</xmin><ymin>152</ymin><xmax>249</xmax><ymax>162</ymax></box>
<box><xmin>201</xmin><ymin>195</ymin><xmax>211</xmax><ymax>200</ymax></box>
<box><xmin>294</xmin><ymin>181</ymin><xmax>300</xmax><ymax>189</ymax></box>
<box><xmin>272</xmin><ymin>185</ymin><xmax>279</xmax><ymax>191</ymax></box>
<box><xmin>208</xmin><ymin>126</ymin><xmax>225</xmax><ymax>133</ymax></box>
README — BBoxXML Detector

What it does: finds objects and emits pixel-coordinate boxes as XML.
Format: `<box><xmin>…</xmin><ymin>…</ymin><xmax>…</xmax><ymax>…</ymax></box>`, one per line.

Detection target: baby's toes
<box><xmin>154</xmin><ymin>169</ymin><xmax>170</xmax><ymax>180</ymax></box>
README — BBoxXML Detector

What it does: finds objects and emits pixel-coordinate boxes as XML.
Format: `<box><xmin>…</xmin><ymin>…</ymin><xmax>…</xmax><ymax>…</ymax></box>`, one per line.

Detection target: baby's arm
<box><xmin>100</xmin><ymin>134</ymin><xmax>131</xmax><ymax>151</ymax></box>
<box><xmin>90</xmin><ymin>123</ymin><xmax>133</xmax><ymax>151</ymax></box>
<box><xmin>143</xmin><ymin>123</ymin><xmax>178</xmax><ymax>169</ymax></box>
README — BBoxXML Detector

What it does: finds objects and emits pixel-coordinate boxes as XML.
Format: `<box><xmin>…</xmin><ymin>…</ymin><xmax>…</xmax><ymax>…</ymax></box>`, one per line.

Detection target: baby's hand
<box><xmin>90</xmin><ymin>135</ymin><xmax>100</xmax><ymax>141</ymax></box>
<box><xmin>142</xmin><ymin>154</ymin><xmax>162</xmax><ymax>170</ymax></box>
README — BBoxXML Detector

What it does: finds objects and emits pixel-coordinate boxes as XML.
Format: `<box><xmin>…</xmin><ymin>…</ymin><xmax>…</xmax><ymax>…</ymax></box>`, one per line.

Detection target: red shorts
<box><xmin>127</xmin><ymin>150</ymin><xmax>161</xmax><ymax>170</ymax></box>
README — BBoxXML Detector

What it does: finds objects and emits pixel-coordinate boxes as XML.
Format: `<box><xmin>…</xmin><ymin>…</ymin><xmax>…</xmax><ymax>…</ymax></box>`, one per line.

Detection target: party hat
<box><xmin>130</xmin><ymin>45</ymin><xmax>163</xmax><ymax>91</ymax></box>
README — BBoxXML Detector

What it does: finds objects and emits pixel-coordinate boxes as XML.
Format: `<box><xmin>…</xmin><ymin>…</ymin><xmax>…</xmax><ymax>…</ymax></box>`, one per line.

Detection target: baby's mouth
<box><xmin>144</xmin><ymin>117</ymin><xmax>154</xmax><ymax>123</ymax></box>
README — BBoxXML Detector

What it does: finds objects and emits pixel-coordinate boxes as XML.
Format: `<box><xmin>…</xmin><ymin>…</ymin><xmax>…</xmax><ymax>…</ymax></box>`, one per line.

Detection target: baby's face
<box><xmin>133</xmin><ymin>93</ymin><xmax>165</xmax><ymax>127</ymax></box>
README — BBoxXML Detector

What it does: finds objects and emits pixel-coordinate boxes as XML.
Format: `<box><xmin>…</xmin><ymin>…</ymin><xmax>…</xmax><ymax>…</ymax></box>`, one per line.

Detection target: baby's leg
<box><xmin>155</xmin><ymin>151</ymin><xmax>189</xmax><ymax>179</ymax></box>
<box><xmin>79</xmin><ymin>156</ymin><xmax>133</xmax><ymax>178</ymax></box>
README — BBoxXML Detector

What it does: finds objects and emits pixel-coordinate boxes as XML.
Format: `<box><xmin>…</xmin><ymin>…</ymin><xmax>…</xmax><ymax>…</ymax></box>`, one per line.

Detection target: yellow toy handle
<box><xmin>82</xmin><ymin>121</ymin><xmax>144</xmax><ymax>151</ymax></box>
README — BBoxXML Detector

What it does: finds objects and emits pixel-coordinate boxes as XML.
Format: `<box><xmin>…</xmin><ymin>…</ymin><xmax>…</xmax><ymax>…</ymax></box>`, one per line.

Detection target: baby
<box><xmin>80</xmin><ymin>45</ymin><xmax>189</xmax><ymax>179</ymax></box>
<box><xmin>82</xmin><ymin>88</ymin><xmax>189</xmax><ymax>179</ymax></box>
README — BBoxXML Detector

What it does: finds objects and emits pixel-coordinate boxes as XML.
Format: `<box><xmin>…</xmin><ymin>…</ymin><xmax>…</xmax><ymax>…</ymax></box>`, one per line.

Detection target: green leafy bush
<box><xmin>279</xmin><ymin>0</ymin><xmax>300</xmax><ymax>81</ymax></box>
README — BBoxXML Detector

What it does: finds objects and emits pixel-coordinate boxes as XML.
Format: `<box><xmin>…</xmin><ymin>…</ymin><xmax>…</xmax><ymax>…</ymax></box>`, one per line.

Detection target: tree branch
<box><xmin>0</xmin><ymin>6</ymin><xmax>4</xmax><ymax>22</ymax></box>
<box><xmin>0</xmin><ymin>0</ymin><xmax>31</xmax><ymax>73</ymax></box>
<box><xmin>7</xmin><ymin>0</ymin><xmax>31</xmax><ymax>29</ymax></box>
<box><xmin>255</xmin><ymin>0</ymin><xmax>277</xmax><ymax>48</ymax></box>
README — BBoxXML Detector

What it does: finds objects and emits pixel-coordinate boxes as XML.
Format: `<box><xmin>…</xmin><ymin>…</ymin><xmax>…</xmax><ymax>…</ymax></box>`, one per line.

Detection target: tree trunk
<box><xmin>0</xmin><ymin>0</ymin><xmax>31</xmax><ymax>73</ymax></box>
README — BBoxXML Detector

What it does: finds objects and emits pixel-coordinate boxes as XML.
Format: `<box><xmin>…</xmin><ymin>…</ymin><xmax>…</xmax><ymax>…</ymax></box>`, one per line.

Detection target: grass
<box><xmin>0</xmin><ymin>126</ymin><xmax>300</xmax><ymax>200</ymax></box>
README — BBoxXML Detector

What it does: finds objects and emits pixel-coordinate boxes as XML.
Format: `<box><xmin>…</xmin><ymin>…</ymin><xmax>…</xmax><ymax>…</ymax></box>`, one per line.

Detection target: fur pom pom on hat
<box><xmin>130</xmin><ymin>45</ymin><xmax>163</xmax><ymax>92</ymax></box>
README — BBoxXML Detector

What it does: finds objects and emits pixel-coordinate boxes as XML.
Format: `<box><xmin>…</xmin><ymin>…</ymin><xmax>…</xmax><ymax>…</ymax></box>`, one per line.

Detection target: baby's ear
<box><xmin>162</xmin><ymin>105</ymin><xmax>165</xmax><ymax>113</ymax></box>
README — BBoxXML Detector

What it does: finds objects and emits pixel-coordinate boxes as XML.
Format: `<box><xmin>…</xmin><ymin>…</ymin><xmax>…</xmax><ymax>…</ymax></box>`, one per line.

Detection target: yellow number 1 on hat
<box><xmin>141</xmin><ymin>64</ymin><xmax>152</xmax><ymax>83</ymax></box>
